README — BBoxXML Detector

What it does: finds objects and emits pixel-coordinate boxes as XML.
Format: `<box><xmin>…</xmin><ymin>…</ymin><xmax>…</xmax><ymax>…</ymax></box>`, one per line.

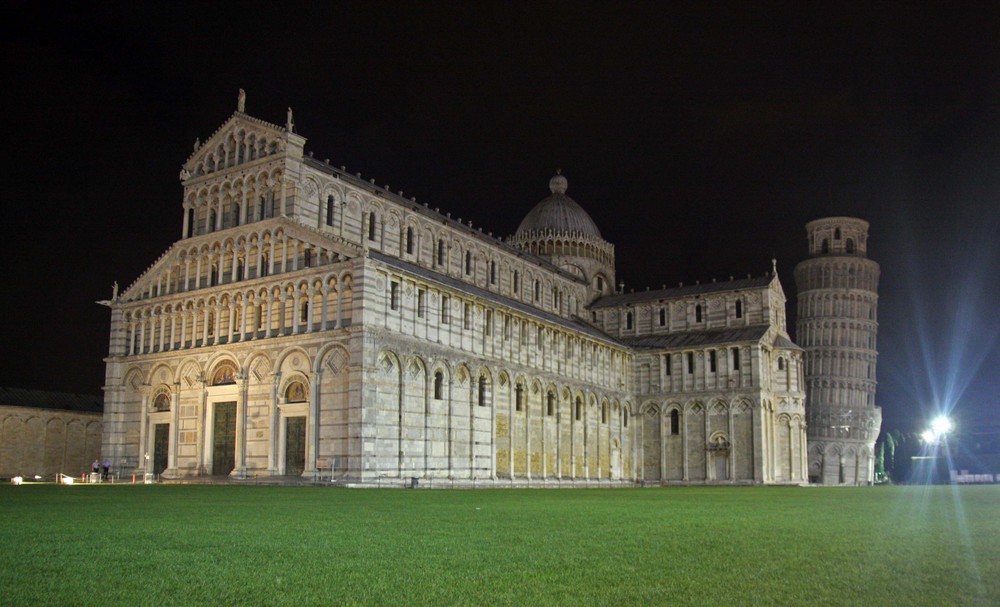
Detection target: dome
<box><xmin>514</xmin><ymin>172</ymin><xmax>603</xmax><ymax>239</ymax></box>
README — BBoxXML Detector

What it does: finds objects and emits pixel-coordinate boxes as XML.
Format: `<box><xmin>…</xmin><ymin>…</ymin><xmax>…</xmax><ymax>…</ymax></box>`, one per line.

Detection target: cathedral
<box><xmin>100</xmin><ymin>95</ymin><xmax>876</xmax><ymax>486</ymax></box>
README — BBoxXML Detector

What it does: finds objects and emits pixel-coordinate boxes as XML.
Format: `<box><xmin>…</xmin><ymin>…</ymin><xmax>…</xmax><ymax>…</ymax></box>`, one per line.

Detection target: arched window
<box><xmin>300</xmin><ymin>302</ymin><xmax>308</xmax><ymax>322</ymax></box>
<box><xmin>390</xmin><ymin>281</ymin><xmax>400</xmax><ymax>311</ymax></box>
<box><xmin>596</xmin><ymin>276</ymin><xmax>604</xmax><ymax>291</ymax></box>
<box><xmin>489</xmin><ymin>261</ymin><xmax>496</xmax><ymax>284</ymax></box>
<box><xmin>326</xmin><ymin>195</ymin><xmax>335</xmax><ymax>227</ymax></box>
<box><xmin>534</xmin><ymin>280</ymin><xmax>541</xmax><ymax>302</ymax></box>
<box><xmin>434</xmin><ymin>372</ymin><xmax>444</xmax><ymax>400</ymax></box>
<box><xmin>285</xmin><ymin>381</ymin><xmax>307</xmax><ymax>403</ymax></box>
<box><xmin>687</xmin><ymin>352</ymin><xmax>694</xmax><ymax>374</ymax></box>
<box><xmin>709</xmin><ymin>350</ymin><xmax>717</xmax><ymax>372</ymax></box>
<box><xmin>670</xmin><ymin>409</ymin><xmax>679</xmax><ymax>435</ymax></box>
<box><xmin>547</xmin><ymin>392</ymin><xmax>555</xmax><ymax>417</ymax></box>
<box><xmin>478</xmin><ymin>376</ymin><xmax>488</xmax><ymax>407</ymax></box>
<box><xmin>732</xmin><ymin>347</ymin><xmax>740</xmax><ymax>370</ymax></box>
<box><xmin>821</xmin><ymin>239</ymin><xmax>830</xmax><ymax>254</ymax></box>
<box><xmin>623</xmin><ymin>407</ymin><xmax>628</xmax><ymax>428</ymax></box>
<box><xmin>778</xmin><ymin>356</ymin><xmax>785</xmax><ymax>371</ymax></box>
<box><xmin>208</xmin><ymin>210</ymin><xmax>217</xmax><ymax>233</ymax></box>
<box><xmin>437</xmin><ymin>240</ymin><xmax>446</xmax><ymax>266</ymax></box>
<box><xmin>405</xmin><ymin>227</ymin><xmax>414</xmax><ymax>254</ymax></box>
<box><xmin>515</xmin><ymin>383</ymin><xmax>524</xmax><ymax>411</ymax></box>
<box><xmin>834</xmin><ymin>228</ymin><xmax>841</xmax><ymax>240</ymax></box>
<box><xmin>186</xmin><ymin>208</ymin><xmax>195</xmax><ymax>238</ymax></box>
<box><xmin>575</xmin><ymin>397</ymin><xmax>582</xmax><ymax>421</ymax></box>
<box><xmin>367</xmin><ymin>212</ymin><xmax>376</xmax><ymax>241</ymax></box>
<box><xmin>625</xmin><ymin>311</ymin><xmax>633</xmax><ymax>330</ymax></box>
<box><xmin>695</xmin><ymin>304</ymin><xmax>703</xmax><ymax>323</ymax></box>
<box><xmin>513</xmin><ymin>270</ymin><xmax>520</xmax><ymax>293</ymax></box>
<box><xmin>735</xmin><ymin>299</ymin><xmax>743</xmax><ymax>318</ymax></box>
<box><xmin>659</xmin><ymin>308</ymin><xmax>666</xmax><ymax>326</ymax></box>
<box><xmin>440</xmin><ymin>295</ymin><xmax>450</xmax><ymax>324</ymax></box>
<box><xmin>465</xmin><ymin>251</ymin><xmax>472</xmax><ymax>275</ymax></box>
<box><xmin>846</xmin><ymin>238</ymin><xmax>855</xmax><ymax>254</ymax></box>
<box><xmin>601</xmin><ymin>403</ymin><xmax>607</xmax><ymax>424</ymax></box>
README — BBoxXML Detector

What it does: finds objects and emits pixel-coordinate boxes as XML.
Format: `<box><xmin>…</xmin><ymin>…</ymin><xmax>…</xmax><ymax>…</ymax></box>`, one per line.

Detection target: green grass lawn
<box><xmin>0</xmin><ymin>484</ymin><xmax>996</xmax><ymax>606</ymax></box>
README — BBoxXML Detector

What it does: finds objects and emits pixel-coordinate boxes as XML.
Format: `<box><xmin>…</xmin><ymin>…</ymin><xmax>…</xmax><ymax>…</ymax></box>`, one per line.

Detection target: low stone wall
<box><xmin>0</xmin><ymin>406</ymin><xmax>103</xmax><ymax>480</ymax></box>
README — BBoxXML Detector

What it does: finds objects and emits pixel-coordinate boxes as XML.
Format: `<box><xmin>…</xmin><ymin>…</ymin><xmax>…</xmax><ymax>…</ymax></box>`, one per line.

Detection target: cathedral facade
<box><xmin>100</xmin><ymin>98</ymin><xmax>809</xmax><ymax>485</ymax></box>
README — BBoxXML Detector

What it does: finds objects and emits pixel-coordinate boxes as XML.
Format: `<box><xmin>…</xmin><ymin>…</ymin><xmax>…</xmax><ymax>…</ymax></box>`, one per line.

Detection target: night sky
<box><xmin>4</xmin><ymin>3</ymin><xmax>998</xmax><ymax>433</ymax></box>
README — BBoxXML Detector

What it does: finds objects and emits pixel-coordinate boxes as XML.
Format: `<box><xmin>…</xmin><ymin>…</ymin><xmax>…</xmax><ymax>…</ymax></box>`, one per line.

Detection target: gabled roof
<box><xmin>182</xmin><ymin>112</ymin><xmax>288</xmax><ymax>170</ymax></box>
<box><xmin>619</xmin><ymin>326</ymin><xmax>770</xmax><ymax>350</ymax></box>
<box><xmin>772</xmin><ymin>334</ymin><xmax>803</xmax><ymax>351</ymax></box>
<box><xmin>368</xmin><ymin>251</ymin><xmax>621</xmax><ymax>347</ymax></box>
<box><xmin>590</xmin><ymin>275</ymin><xmax>774</xmax><ymax>309</ymax></box>
<box><xmin>119</xmin><ymin>217</ymin><xmax>360</xmax><ymax>303</ymax></box>
<box><xmin>1</xmin><ymin>387</ymin><xmax>102</xmax><ymax>413</ymax></box>
<box><xmin>620</xmin><ymin>327</ymin><xmax>802</xmax><ymax>351</ymax></box>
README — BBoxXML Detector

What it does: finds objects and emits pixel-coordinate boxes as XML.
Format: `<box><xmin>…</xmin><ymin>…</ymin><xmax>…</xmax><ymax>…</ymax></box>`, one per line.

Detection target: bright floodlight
<box><xmin>931</xmin><ymin>416</ymin><xmax>953</xmax><ymax>435</ymax></box>
<box><xmin>11</xmin><ymin>475</ymin><xmax>23</xmax><ymax>485</ymax></box>
<box><xmin>921</xmin><ymin>429</ymin><xmax>937</xmax><ymax>444</ymax></box>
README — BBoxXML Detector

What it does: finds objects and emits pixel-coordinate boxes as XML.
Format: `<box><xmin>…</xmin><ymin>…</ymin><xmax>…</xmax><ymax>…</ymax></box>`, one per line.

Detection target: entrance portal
<box><xmin>285</xmin><ymin>416</ymin><xmax>306</xmax><ymax>476</ymax></box>
<box><xmin>153</xmin><ymin>424</ymin><xmax>169</xmax><ymax>475</ymax></box>
<box><xmin>213</xmin><ymin>402</ymin><xmax>236</xmax><ymax>475</ymax></box>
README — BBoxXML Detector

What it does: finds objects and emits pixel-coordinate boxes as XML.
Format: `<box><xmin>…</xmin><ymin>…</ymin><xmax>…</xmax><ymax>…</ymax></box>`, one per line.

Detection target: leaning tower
<box><xmin>794</xmin><ymin>217</ymin><xmax>881</xmax><ymax>485</ymax></box>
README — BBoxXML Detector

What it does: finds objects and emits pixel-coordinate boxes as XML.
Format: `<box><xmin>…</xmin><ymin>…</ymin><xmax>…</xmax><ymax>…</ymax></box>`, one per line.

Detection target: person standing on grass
<box><xmin>92</xmin><ymin>459</ymin><xmax>100</xmax><ymax>476</ymax></box>
<box><xmin>102</xmin><ymin>460</ymin><xmax>110</xmax><ymax>480</ymax></box>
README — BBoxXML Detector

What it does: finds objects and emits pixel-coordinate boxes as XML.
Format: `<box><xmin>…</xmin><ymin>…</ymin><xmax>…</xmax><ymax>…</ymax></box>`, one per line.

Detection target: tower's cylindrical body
<box><xmin>794</xmin><ymin>217</ymin><xmax>881</xmax><ymax>485</ymax></box>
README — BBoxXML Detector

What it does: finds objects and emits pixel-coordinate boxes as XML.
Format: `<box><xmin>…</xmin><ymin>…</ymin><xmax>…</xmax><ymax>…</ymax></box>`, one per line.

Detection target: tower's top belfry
<box><xmin>804</xmin><ymin>216</ymin><xmax>869</xmax><ymax>258</ymax></box>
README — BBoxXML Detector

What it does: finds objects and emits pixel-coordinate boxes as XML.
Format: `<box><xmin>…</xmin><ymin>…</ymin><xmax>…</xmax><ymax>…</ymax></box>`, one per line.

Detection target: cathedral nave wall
<box><xmin>365</xmin><ymin>260</ymin><xmax>630</xmax><ymax>393</ymax></box>
<box><xmin>295</xmin><ymin>162</ymin><xmax>592</xmax><ymax>320</ymax></box>
<box><xmin>363</xmin><ymin>337</ymin><xmax>635</xmax><ymax>481</ymax></box>
<box><xmin>595</xmin><ymin>286</ymin><xmax>772</xmax><ymax>337</ymax></box>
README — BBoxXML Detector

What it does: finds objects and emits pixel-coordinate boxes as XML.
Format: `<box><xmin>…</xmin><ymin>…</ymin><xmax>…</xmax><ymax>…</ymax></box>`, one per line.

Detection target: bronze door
<box><xmin>285</xmin><ymin>416</ymin><xmax>306</xmax><ymax>476</ymax></box>
<box><xmin>213</xmin><ymin>402</ymin><xmax>237</xmax><ymax>475</ymax></box>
